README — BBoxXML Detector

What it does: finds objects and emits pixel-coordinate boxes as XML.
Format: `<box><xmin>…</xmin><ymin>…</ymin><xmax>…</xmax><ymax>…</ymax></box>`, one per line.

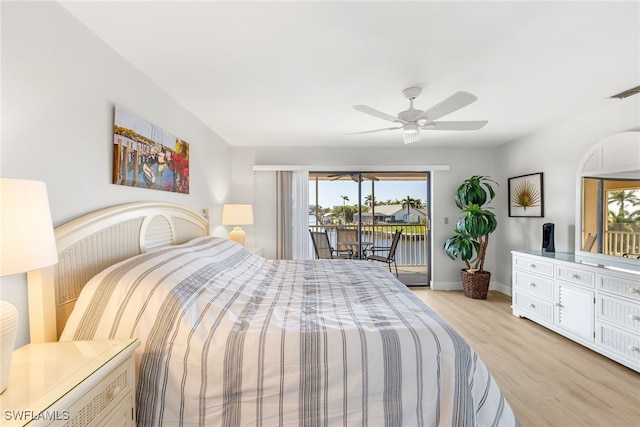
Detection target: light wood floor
<box><xmin>412</xmin><ymin>289</ymin><xmax>640</xmax><ymax>427</ymax></box>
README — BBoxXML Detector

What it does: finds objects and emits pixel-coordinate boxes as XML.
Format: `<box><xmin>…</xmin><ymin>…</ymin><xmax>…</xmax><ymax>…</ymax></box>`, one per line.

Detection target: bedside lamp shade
<box><xmin>0</xmin><ymin>178</ymin><xmax>58</xmax><ymax>393</ymax></box>
<box><xmin>1</xmin><ymin>179</ymin><xmax>58</xmax><ymax>275</ymax></box>
<box><xmin>221</xmin><ymin>204</ymin><xmax>253</xmax><ymax>246</ymax></box>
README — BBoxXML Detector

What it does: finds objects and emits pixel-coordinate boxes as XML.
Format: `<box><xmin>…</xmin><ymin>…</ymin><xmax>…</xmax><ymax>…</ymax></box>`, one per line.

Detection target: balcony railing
<box><xmin>309</xmin><ymin>224</ymin><xmax>427</xmax><ymax>266</ymax></box>
<box><xmin>603</xmin><ymin>230</ymin><xmax>640</xmax><ymax>258</ymax></box>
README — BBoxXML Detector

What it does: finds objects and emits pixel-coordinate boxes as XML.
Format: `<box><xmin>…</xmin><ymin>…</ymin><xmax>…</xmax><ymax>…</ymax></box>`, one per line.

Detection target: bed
<box><xmin>28</xmin><ymin>202</ymin><xmax>518</xmax><ymax>426</ymax></box>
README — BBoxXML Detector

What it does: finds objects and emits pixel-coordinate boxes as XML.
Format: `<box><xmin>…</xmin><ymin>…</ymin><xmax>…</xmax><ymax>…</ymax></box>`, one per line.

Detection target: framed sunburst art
<box><xmin>508</xmin><ymin>172</ymin><xmax>544</xmax><ymax>217</ymax></box>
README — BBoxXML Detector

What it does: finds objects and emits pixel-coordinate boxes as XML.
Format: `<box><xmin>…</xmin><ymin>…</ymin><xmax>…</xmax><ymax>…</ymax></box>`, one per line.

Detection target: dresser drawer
<box><xmin>598</xmin><ymin>272</ymin><xmax>640</xmax><ymax>301</ymax></box>
<box><xmin>513</xmin><ymin>270</ymin><xmax>554</xmax><ymax>300</ymax></box>
<box><xmin>597</xmin><ymin>294</ymin><xmax>640</xmax><ymax>333</ymax></box>
<box><xmin>513</xmin><ymin>291</ymin><xmax>554</xmax><ymax>323</ymax></box>
<box><xmin>513</xmin><ymin>256</ymin><xmax>554</xmax><ymax>277</ymax></box>
<box><xmin>597</xmin><ymin>323</ymin><xmax>640</xmax><ymax>366</ymax></box>
<box><xmin>556</xmin><ymin>263</ymin><xmax>595</xmax><ymax>288</ymax></box>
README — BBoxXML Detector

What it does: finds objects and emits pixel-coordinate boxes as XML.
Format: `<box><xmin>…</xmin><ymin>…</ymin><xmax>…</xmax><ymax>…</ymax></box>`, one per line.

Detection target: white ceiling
<box><xmin>59</xmin><ymin>1</ymin><xmax>639</xmax><ymax>148</ymax></box>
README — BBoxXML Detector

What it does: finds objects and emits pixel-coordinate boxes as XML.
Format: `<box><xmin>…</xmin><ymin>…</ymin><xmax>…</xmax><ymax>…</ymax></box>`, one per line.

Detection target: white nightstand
<box><xmin>0</xmin><ymin>339</ymin><xmax>139</xmax><ymax>426</ymax></box>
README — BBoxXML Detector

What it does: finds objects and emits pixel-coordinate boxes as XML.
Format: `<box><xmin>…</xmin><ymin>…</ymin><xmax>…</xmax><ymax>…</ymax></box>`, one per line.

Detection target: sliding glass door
<box><xmin>309</xmin><ymin>172</ymin><xmax>430</xmax><ymax>286</ymax></box>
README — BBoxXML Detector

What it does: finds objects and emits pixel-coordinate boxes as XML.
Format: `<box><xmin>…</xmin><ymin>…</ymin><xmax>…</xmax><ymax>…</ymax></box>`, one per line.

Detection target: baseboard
<box><xmin>430</xmin><ymin>281</ymin><xmax>463</xmax><ymax>291</ymax></box>
<box><xmin>431</xmin><ymin>280</ymin><xmax>512</xmax><ymax>296</ymax></box>
<box><xmin>493</xmin><ymin>281</ymin><xmax>512</xmax><ymax>296</ymax></box>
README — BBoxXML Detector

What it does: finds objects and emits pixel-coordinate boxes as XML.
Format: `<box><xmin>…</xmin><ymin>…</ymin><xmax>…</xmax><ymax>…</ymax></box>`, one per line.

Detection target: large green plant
<box><xmin>444</xmin><ymin>175</ymin><xmax>498</xmax><ymax>272</ymax></box>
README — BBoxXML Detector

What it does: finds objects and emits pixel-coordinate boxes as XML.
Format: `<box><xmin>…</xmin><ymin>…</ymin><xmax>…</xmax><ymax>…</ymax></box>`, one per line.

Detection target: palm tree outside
<box><xmin>608</xmin><ymin>190</ymin><xmax>640</xmax><ymax>216</ymax></box>
<box><xmin>607</xmin><ymin>190</ymin><xmax>640</xmax><ymax>231</ymax></box>
<box><xmin>401</xmin><ymin>195</ymin><xmax>417</xmax><ymax>223</ymax></box>
<box><xmin>364</xmin><ymin>194</ymin><xmax>376</xmax><ymax>208</ymax></box>
<box><xmin>606</xmin><ymin>189</ymin><xmax>640</xmax><ymax>255</ymax></box>
<box><xmin>340</xmin><ymin>195</ymin><xmax>349</xmax><ymax>224</ymax></box>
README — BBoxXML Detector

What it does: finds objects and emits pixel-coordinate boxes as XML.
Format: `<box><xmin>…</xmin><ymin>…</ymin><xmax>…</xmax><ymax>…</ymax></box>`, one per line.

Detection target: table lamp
<box><xmin>0</xmin><ymin>178</ymin><xmax>58</xmax><ymax>393</ymax></box>
<box><xmin>221</xmin><ymin>204</ymin><xmax>253</xmax><ymax>246</ymax></box>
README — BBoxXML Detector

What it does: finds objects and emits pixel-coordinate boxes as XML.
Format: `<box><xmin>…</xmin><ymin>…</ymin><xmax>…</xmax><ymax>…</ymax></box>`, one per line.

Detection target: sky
<box><xmin>309</xmin><ymin>179</ymin><xmax>428</xmax><ymax>209</ymax></box>
<box><xmin>115</xmin><ymin>105</ymin><xmax>178</xmax><ymax>146</ymax></box>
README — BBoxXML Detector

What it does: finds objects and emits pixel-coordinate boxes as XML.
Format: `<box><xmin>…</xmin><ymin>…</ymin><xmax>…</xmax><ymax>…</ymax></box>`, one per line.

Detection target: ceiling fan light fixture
<box><xmin>403</xmin><ymin>124</ymin><xmax>420</xmax><ymax>144</ymax></box>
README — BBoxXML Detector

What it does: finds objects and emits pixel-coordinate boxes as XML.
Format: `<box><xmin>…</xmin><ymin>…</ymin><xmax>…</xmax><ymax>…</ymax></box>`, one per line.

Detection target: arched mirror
<box><xmin>577</xmin><ymin>131</ymin><xmax>640</xmax><ymax>265</ymax></box>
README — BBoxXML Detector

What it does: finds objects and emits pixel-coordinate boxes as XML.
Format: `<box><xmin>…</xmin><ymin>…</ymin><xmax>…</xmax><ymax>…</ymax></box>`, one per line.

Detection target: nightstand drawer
<box><xmin>513</xmin><ymin>256</ymin><xmax>554</xmax><ymax>277</ymax></box>
<box><xmin>58</xmin><ymin>357</ymin><xmax>135</xmax><ymax>426</ymax></box>
<box><xmin>514</xmin><ymin>270</ymin><xmax>554</xmax><ymax>300</ymax></box>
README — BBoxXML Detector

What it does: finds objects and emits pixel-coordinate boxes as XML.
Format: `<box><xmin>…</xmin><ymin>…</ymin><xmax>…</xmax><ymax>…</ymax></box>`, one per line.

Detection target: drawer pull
<box><xmin>571</xmin><ymin>273</ymin><xmax>580</xmax><ymax>279</ymax></box>
<box><xmin>529</xmin><ymin>263</ymin><xmax>536</xmax><ymax>268</ymax></box>
<box><xmin>108</xmin><ymin>385</ymin><xmax>122</xmax><ymax>401</ymax></box>
<box><xmin>628</xmin><ymin>345</ymin><xmax>639</xmax><ymax>353</ymax></box>
<box><xmin>529</xmin><ymin>282</ymin><xmax>536</xmax><ymax>287</ymax></box>
<box><xmin>630</xmin><ymin>287</ymin><xmax>640</xmax><ymax>294</ymax></box>
<box><xmin>629</xmin><ymin>314</ymin><xmax>639</xmax><ymax>322</ymax></box>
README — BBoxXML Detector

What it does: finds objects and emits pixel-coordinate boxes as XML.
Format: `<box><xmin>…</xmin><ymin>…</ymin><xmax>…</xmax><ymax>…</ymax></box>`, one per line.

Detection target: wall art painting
<box><xmin>113</xmin><ymin>106</ymin><xmax>189</xmax><ymax>193</ymax></box>
<box><xmin>508</xmin><ymin>172</ymin><xmax>544</xmax><ymax>217</ymax></box>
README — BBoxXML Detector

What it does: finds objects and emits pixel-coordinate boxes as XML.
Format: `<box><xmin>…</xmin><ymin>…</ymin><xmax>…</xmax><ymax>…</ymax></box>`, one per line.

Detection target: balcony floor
<box><xmin>396</xmin><ymin>266</ymin><xmax>429</xmax><ymax>287</ymax></box>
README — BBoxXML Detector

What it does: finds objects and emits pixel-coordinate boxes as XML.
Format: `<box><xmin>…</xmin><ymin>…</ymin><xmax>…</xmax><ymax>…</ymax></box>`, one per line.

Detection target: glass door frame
<box><xmin>309</xmin><ymin>171</ymin><xmax>431</xmax><ymax>286</ymax></box>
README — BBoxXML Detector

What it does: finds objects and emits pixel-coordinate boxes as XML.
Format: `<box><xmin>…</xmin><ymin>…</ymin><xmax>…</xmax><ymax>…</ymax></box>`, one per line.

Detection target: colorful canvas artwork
<box><xmin>113</xmin><ymin>106</ymin><xmax>189</xmax><ymax>193</ymax></box>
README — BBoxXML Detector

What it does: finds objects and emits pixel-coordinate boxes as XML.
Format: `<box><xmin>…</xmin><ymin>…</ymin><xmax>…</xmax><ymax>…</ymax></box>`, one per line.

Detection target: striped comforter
<box><xmin>61</xmin><ymin>237</ymin><xmax>518</xmax><ymax>427</ymax></box>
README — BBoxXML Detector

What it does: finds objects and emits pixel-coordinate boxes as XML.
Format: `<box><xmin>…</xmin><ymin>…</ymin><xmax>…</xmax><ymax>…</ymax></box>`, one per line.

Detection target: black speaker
<box><xmin>542</xmin><ymin>223</ymin><xmax>555</xmax><ymax>253</ymax></box>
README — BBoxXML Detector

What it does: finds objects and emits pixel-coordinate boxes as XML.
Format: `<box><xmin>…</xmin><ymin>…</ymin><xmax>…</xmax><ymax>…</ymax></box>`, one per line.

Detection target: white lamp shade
<box><xmin>221</xmin><ymin>204</ymin><xmax>254</xmax><ymax>226</ymax></box>
<box><xmin>1</xmin><ymin>178</ymin><xmax>58</xmax><ymax>276</ymax></box>
<box><xmin>0</xmin><ymin>178</ymin><xmax>58</xmax><ymax>394</ymax></box>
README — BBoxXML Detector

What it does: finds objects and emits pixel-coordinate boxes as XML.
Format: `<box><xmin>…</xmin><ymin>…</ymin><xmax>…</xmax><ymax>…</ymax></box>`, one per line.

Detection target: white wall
<box><xmin>0</xmin><ymin>1</ymin><xmax>232</xmax><ymax>347</ymax></box>
<box><xmin>493</xmin><ymin>98</ymin><xmax>640</xmax><ymax>291</ymax></box>
<box><xmin>231</xmin><ymin>146</ymin><xmax>500</xmax><ymax>290</ymax></box>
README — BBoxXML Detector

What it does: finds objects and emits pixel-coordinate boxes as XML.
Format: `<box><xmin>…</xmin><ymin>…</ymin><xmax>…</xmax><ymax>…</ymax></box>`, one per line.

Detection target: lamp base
<box><xmin>0</xmin><ymin>300</ymin><xmax>18</xmax><ymax>394</ymax></box>
<box><xmin>228</xmin><ymin>226</ymin><xmax>247</xmax><ymax>246</ymax></box>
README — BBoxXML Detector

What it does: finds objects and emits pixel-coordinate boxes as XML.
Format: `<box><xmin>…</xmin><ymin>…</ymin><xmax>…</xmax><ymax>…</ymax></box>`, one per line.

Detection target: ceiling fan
<box><xmin>350</xmin><ymin>87</ymin><xmax>488</xmax><ymax>144</ymax></box>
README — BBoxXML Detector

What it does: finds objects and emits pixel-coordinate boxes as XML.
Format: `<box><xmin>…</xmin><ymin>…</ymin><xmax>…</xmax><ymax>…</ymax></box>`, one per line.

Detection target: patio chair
<box><xmin>366</xmin><ymin>229</ymin><xmax>402</xmax><ymax>276</ymax></box>
<box><xmin>309</xmin><ymin>230</ymin><xmax>352</xmax><ymax>259</ymax></box>
<box><xmin>582</xmin><ymin>233</ymin><xmax>596</xmax><ymax>252</ymax></box>
<box><xmin>336</xmin><ymin>227</ymin><xmax>358</xmax><ymax>258</ymax></box>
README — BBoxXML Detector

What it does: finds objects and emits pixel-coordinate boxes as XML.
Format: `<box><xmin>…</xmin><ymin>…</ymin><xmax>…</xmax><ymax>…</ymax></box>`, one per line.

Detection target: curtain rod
<box><xmin>252</xmin><ymin>165</ymin><xmax>450</xmax><ymax>172</ymax></box>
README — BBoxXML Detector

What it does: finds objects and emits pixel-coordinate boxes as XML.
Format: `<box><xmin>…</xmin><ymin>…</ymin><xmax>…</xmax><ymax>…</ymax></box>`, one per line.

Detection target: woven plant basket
<box><xmin>460</xmin><ymin>269</ymin><xmax>491</xmax><ymax>299</ymax></box>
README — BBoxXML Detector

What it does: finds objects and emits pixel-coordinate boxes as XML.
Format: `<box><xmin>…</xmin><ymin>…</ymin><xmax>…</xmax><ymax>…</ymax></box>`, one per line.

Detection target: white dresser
<box><xmin>512</xmin><ymin>250</ymin><xmax>640</xmax><ymax>372</ymax></box>
<box><xmin>0</xmin><ymin>339</ymin><xmax>139</xmax><ymax>426</ymax></box>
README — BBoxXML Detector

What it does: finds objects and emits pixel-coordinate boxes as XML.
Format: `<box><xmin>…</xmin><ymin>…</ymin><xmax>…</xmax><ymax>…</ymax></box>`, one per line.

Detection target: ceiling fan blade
<box><xmin>348</xmin><ymin>126</ymin><xmax>403</xmax><ymax>135</ymax></box>
<box><xmin>422</xmin><ymin>120</ymin><xmax>488</xmax><ymax>131</ymax></box>
<box><xmin>362</xmin><ymin>174</ymin><xmax>379</xmax><ymax>181</ymax></box>
<box><xmin>416</xmin><ymin>91</ymin><xmax>478</xmax><ymax>123</ymax></box>
<box><xmin>353</xmin><ymin>105</ymin><xmax>406</xmax><ymax>124</ymax></box>
<box><xmin>329</xmin><ymin>174</ymin><xmax>349</xmax><ymax>181</ymax></box>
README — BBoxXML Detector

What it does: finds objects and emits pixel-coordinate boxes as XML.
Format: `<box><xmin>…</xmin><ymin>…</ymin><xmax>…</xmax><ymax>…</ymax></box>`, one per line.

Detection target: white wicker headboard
<box><xmin>27</xmin><ymin>202</ymin><xmax>210</xmax><ymax>343</ymax></box>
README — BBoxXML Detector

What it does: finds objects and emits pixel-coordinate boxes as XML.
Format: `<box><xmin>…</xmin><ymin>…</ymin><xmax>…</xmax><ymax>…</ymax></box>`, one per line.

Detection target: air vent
<box><xmin>610</xmin><ymin>85</ymin><xmax>640</xmax><ymax>99</ymax></box>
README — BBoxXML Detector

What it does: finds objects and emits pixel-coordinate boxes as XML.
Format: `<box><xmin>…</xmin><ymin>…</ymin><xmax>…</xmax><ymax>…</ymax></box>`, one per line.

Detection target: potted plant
<box><xmin>444</xmin><ymin>175</ymin><xmax>498</xmax><ymax>299</ymax></box>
